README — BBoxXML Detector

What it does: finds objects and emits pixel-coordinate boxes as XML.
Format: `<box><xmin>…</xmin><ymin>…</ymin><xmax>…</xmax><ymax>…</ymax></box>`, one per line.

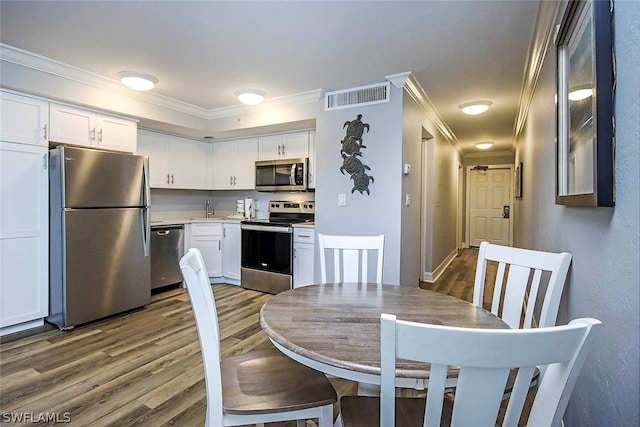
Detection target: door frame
<box><xmin>464</xmin><ymin>164</ymin><xmax>514</xmax><ymax>248</ymax></box>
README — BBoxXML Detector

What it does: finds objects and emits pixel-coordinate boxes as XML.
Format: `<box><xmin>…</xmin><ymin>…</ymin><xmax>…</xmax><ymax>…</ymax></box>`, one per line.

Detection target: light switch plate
<box><xmin>338</xmin><ymin>194</ymin><xmax>347</xmax><ymax>206</ymax></box>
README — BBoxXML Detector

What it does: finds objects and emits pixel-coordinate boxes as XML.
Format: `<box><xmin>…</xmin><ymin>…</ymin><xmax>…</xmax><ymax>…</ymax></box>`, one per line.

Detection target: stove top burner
<box><xmin>242</xmin><ymin>200</ymin><xmax>314</xmax><ymax>227</ymax></box>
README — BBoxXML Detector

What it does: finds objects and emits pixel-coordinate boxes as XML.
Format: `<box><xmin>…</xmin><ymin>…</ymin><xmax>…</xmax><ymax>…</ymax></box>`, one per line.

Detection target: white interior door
<box><xmin>468</xmin><ymin>167</ymin><xmax>512</xmax><ymax>247</ymax></box>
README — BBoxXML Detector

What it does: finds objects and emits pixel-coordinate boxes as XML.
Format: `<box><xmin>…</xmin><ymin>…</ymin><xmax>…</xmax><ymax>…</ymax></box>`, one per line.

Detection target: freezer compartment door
<box><xmin>49</xmin><ymin>208</ymin><xmax>151</xmax><ymax>328</ymax></box>
<box><xmin>55</xmin><ymin>146</ymin><xmax>146</xmax><ymax>208</ymax></box>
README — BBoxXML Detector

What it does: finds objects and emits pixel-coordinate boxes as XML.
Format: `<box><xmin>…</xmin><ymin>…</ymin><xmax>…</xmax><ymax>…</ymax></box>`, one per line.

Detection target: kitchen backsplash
<box><xmin>150</xmin><ymin>189</ymin><xmax>314</xmax><ymax>221</ymax></box>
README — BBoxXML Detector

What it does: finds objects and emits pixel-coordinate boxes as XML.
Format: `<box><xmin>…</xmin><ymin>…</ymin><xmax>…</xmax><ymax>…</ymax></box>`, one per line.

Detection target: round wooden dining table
<box><xmin>260</xmin><ymin>283</ymin><xmax>509</xmax><ymax>390</ymax></box>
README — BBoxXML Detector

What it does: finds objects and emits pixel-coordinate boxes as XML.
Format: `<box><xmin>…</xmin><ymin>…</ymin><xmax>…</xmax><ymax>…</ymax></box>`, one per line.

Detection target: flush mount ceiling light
<box><xmin>459</xmin><ymin>100</ymin><xmax>493</xmax><ymax>115</ymax></box>
<box><xmin>475</xmin><ymin>142</ymin><xmax>494</xmax><ymax>150</ymax></box>
<box><xmin>568</xmin><ymin>84</ymin><xmax>593</xmax><ymax>101</ymax></box>
<box><xmin>118</xmin><ymin>71</ymin><xmax>158</xmax><ymax>91</ymax></box>
<box><xmin>235</xmin><ymin>89</ymin><xmax>266</xmax><ymax>105</ymax></box>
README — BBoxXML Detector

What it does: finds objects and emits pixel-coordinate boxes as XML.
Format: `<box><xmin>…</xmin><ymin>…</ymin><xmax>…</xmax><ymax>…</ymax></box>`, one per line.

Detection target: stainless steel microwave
<box><xmin>255</xmin><ymin>158</ymin><xmax>308</xmax><ymax>192</ymax></box>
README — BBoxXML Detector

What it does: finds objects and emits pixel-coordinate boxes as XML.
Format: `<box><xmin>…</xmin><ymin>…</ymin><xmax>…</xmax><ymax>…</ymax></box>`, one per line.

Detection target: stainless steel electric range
<box><xmin>240</xmin><ymin>200</ymin><xmax>314</xmax><ymax>294</ymax></box>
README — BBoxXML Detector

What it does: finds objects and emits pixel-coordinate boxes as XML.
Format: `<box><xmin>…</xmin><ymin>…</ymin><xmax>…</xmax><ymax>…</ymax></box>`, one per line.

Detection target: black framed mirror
<box><xmin>555</xmin><ymin>0</ymin><xmax>615</xmax><ymax>207</ymax></box>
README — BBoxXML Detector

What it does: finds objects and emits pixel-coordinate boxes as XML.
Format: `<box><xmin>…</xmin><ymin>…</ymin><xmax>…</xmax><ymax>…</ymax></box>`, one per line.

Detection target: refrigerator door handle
<box><xmin>142</xmin><ymin>157</ymin><xmax>150</xmax><ymax>207</ymax></box>
<box><xmin>142</xmin><ymin>207</ymin><xmax>151</xmax><ymax>257</ymax></box>
<box><xmin>142</xmin><ymin>157</ymin><xmax>151</xmax><ymax>257</ymax></box>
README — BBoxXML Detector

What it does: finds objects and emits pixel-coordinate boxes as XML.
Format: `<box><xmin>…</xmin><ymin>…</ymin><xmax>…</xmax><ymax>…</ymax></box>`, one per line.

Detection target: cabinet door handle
<box><xmin>171</xmin><ymin>174</ymin><xmax>174</xmax><ymax>184</ymax></box>
<box><xmin>167</xmin><ymin>173</ymin><xmax>171</xmax><ymax>184</ymax></box>
<box><xmin>233</xmin><ymin>176</ymin><xmax>237</xmax><ymax>185</ymax></box>
<box><xmin>298</xmin><ymin>234</ymin><xmax>311</xmax><ymax>238</ymax></box>
<box><xmin>42</xmin><ymin>153</ymin><xmax>48</xmax><ymax>170</ymax></box>
<box><xmin>43</xmin><ymin>124</ymin><xmax>47</xmax><ymax>140</ymax></box>
<box><xmin>278</xmin><ymin>144</ymin><xmax>281</xmax><ymax>156</ymax></box>
<box><xmin>229</xmin><ymin>176</ymin><xmax>233</xmax><ymax>185</ymax></box>
<box><xmin>90</xmin><ymin>128</ymin><xmax>96</xmax><ymax>141</ymax></box>
<box><xmin>98</xmin><ymin>129</ymin><xmax>103</xmax><ymax>143</ymax></box>
<box><xmin>282</xmin><ymin>144</ymin><xmax>285</xmax><ymax>156</ymax></box>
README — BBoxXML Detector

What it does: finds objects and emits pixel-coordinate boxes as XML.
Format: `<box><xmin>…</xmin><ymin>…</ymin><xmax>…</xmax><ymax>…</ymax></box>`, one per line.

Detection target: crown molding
<box><xmin>0</xmin><ymin>43</ymin><xmax>324</xmax><ymax>121</ymax></box>
<box><xmin>512</xmin><ymin>1</ymin><xmax>563</xmax><ymax>144</ymax></box>
<box><xmin>391</xmin><ymin>71</ymin><xmax>460</xmax><ymax>150</ymax></box>
<box><xmin>464</xmin><ymin>150</ymin><xmax>514</xmax><ymax>160</ymax></box>
<box><xmin>206</xmin><ymin>89</ymin><xmax>324</xmax><ymax>120</ymax></box>
<box><xmin>0</xmin><ymin>43</ymin><xmax>211</xmax><ymax>118</ymax></box>
<box><xmin>385</xmin><ymin>71</ymin><xmax>411</xmax><ymax>88</ymax></box>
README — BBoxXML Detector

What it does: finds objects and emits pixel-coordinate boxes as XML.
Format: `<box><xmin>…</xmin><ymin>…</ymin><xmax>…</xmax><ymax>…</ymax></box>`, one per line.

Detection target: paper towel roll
<box><xmin>244</xmin><ymin>198</ymin><xmax>254</xmax><ymax>219</ymax></box>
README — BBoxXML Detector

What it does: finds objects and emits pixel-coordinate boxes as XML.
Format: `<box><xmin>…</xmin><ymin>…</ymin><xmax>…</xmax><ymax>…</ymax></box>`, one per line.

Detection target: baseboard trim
<box><xmin>423</xmin><ymin>248</ymin><xmax>458</xmax><ymax>283</ymax></box>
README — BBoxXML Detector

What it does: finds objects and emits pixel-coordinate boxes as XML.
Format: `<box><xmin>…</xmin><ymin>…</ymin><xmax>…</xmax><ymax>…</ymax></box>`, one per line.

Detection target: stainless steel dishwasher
<box><xmin>150</xmin><ymin>225</ymin><xmax>185</xmax><ymax>289</ymax></box>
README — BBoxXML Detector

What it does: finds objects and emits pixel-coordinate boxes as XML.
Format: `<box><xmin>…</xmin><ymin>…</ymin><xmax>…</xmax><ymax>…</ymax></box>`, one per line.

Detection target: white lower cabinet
<box><xmin>293</xmin><ymin>228</ymin><xmax>315</xmax><ymax>288</ymax></box>
<box><xmin>187</xmin><ymin>223</ymin><xmax>223</xmax><ymax>278</ymax></box>
<box><xmin>0</xmin><ymin>142</ymin><xmax>49</xmax><ymax>335</ymax></box>
<box><xmin>222</xmin><ymin>223</ymin><xmax>241</xmax><ymax>282</ymax></box>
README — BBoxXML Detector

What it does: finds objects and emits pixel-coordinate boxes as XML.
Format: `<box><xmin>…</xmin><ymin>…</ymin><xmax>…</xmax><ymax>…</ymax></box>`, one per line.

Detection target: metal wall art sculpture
<box><xmin>340</xmin><ymin>114</ymin><xmax>374</xmax><ymax>194</ymax></box>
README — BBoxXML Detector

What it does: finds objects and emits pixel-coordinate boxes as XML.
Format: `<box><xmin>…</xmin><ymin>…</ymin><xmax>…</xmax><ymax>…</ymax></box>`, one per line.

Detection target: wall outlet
<box><xmin>405</xmin><ymin>194</ymin><xmax>411</xmax><ymax>206</ymax></box>
<box><xmin>338</xmin><ymin>194</ymin><xmax>347</xmax><ymax>206</ymax></box>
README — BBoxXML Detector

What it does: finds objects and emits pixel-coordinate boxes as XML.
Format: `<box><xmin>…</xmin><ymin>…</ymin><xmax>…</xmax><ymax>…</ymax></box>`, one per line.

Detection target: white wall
<box><xmin>314</xmin><ymin>85</ymin><xmax>404</xmax><ymax>284</ymax></box>
<box><xmin>402</xmin><ymin>92</ymin><xmax>460</xmax><ymax>280</ymax></box>
<box><xmin>514</xmin><ymin>1</ymin><xmax>639</xmax><ymax>425</ymax></box>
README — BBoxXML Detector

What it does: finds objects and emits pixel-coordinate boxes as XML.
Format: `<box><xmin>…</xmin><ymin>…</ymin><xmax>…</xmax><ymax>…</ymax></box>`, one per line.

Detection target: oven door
<box><xmin>241</xmin><ymin>225</ymin><xmax>293</xmax><ymax>274</ymax></box>
<box><xmin>241</xmin><ymin>224</ymin><xmax>293</xmax><ymax>294</ymax></box>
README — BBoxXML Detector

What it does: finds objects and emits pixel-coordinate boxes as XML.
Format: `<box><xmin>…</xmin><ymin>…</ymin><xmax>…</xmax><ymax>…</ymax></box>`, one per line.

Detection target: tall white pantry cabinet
<box><xmin>0</xmin><ymin>91</ymin><xmax>50</xmax><ymax>335</ymax></box>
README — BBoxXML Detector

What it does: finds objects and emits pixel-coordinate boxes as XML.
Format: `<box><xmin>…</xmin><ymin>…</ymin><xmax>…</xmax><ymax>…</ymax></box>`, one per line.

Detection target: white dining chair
<box><xmin>473</xmin><ymin>241</ymin><xmax>573</xmax><ymax>329</ymax></box>
<box><xmin>340</xmin><ymin>313</ymin><xmax>601</xmax><ymax>427</ymax></box>
<box><xmin>317</xmin><ymin>234</ymin><xmax>385</xmax><ymax>284</ymax></box>
<box><xmin>180</xmin><ymin>248</ymin><xmax>337</xmax><ymax>427</ymax></box>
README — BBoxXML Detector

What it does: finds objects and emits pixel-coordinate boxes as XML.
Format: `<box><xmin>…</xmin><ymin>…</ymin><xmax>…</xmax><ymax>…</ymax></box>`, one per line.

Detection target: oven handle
<box><xmin>241</xmin><ymin>224</ymin><xmax>293</xmax><ymax>233</ymax></box>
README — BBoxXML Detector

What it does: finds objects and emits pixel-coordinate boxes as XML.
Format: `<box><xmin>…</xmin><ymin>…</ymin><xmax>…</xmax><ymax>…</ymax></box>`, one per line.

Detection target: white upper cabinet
<box><xmin>137</xmin><ymin>130</ymin><xmax>170</xmax><ymax>187</ymax></box>
<box><xmin>308</xmin><ymin>131</ymin><xmax>316</xmax><ymax>189</ymax></box>
<box><xmin>95</xmin><ymin>115</ymin><xmax>137</xmax><ymax>152</ymax></box>
<box><xmin>0</xmin><ymin>91</ymin><xmax>49</xmax><ymax>147</ymax></box>
<box><xmin>211</xmin><ymin>137</ymin><xmax>257</xmax><ymax>190</ymax></box>
<box><xmin>258</xmin><ymin>131</ymin><xmax>309</xmax><ymax>160</ymax></box>
<box><xmin>49</xmin><ymin>104</ymin><xmax>137</xmax><ymax>153</ymax></box>
<box><xmin>171</xmin><ymin>136</ymin><xmax>208</xmax><ymax>189</ymax></box>
<box><xmin>137</xmin><ymin>129</ymin><xmax>207</xmax><ymax>189</ymax></box>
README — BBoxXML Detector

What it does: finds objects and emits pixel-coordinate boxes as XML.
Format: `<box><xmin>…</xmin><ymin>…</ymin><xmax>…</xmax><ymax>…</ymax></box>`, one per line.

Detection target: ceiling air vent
<box><xmin>325</xmin><ymin>82</ymin><xmax>390</xmax><ymax>111</ymax></box>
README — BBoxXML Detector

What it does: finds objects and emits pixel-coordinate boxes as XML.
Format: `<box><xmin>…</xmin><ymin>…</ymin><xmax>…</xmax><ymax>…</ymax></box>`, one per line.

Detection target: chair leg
<box><xmin>318</xmin><ymin>404</ymin><xmax>334</xmax><ymax>427</ymax></box>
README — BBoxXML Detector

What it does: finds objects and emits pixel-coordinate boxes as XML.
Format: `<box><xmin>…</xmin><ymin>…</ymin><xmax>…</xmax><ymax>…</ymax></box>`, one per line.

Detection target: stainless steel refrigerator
<box><xmin>48</xmin><ymin>146</ymin><xmax>151</xmax><ymax>329</ymax></box>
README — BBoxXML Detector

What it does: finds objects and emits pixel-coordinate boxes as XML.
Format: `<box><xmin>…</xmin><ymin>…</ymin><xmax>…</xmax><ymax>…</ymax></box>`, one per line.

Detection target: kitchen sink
<box><xmin>190</xmin><ymin>217</ymin><xmax>224</xmax><ymax>221</ymax></box>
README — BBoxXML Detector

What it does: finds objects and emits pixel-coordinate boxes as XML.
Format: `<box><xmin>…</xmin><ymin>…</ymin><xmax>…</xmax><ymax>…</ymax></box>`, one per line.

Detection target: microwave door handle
<box><xmin>290</xmin><ymin>164</ymin><xmax>296</xmax><ymax>185</ymax></box>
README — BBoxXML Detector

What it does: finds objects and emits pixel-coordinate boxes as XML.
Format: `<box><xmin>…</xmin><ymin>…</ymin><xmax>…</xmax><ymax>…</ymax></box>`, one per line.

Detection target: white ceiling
<box><xmin>0</xmin><ymin>0</ymin><xmax>541</xmax><ymax>154</ymax></box>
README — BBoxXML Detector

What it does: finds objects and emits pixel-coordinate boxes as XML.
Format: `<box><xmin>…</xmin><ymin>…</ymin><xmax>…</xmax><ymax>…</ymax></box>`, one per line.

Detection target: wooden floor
<box><xmin>0</xmin><ymin>248</ymin><xmax>485</xmax><ymax>426</ymax></box>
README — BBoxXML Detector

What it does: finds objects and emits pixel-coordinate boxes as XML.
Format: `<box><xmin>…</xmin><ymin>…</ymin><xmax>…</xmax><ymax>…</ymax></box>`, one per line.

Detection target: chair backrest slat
<box><xmin>318</xmin><ymin>234</ymin><xmax>384</xmax><ymax>284</ymax></box>
<box><xmin>380</xmin><ymin>313</ymin><xmax>601</xmax><ymax>427</ymax></box>
<box><xmin>474</xmin><ymin>241</ymin><xmax>572</xmax><ymax>329</ymax></box>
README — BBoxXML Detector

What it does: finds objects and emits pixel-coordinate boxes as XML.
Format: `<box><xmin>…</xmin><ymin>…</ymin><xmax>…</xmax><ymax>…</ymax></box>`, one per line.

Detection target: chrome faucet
<box><xmin>205</xmin><ymin>199</ymin><xmax>215</xmax><ymax>218</ymax></box>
